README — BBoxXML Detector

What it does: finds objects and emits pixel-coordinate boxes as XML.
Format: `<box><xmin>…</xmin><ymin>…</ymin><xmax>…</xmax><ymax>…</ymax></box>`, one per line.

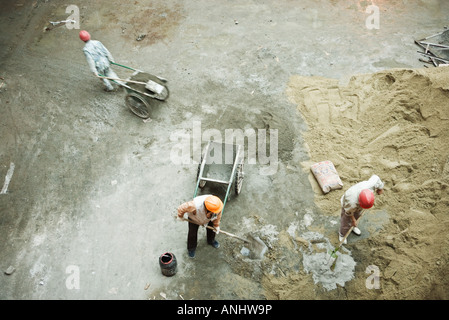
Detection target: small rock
<box><xmin>295</xmin><ymin>236</ymin><xmax>309</xmax><ymax>246</ymax></box>
<box><xmin>240</xmin><ymin>247</ymin><xmax>250</xmax><ymax>256</ymax></box>
<box><xmin>4</xmin><ymin>266</ymin><xmax>15</xmax><ymax>275</ymax></box>
<box><xmin>136</xmin><ymin>34</ymin><xmax>147</xmax><ymax>41</ymax></box>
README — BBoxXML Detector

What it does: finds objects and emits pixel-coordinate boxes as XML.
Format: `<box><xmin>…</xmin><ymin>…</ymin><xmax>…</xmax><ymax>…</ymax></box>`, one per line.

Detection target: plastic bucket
<box><xmin>159</xmin><ymin>252</ymin><xmax>177</xmax><ymax>277</ymax></box>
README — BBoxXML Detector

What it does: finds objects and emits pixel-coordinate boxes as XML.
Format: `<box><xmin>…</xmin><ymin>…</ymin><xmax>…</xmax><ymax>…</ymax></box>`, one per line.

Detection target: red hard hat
<box><xmin>79</xmin><ymin>30</ymin><xmax>91</xmax><ymax>42</ymax></box>
<box><xmin>358</xmin><ymin>189</ymin><xmax>375</xmax><ymax>209</ymax></box>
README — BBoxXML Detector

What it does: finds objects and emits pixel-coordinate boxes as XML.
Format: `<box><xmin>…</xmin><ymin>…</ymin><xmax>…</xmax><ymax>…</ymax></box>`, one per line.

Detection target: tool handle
<box><xmin>336</xmin><ymin>209</ymin><xmax>367</xmax><ymax>249</ymax></box>
<box><xmin>110</xmin><ymin>61</ymin><xmax>138</xmax><ymax>71</ymax></box>
<box><xmin>178</xmin><ymin>217</ymin><xmax>249</xmax><ymax>243</ymax></box>
<box><xmin>97</xmin><ymin>75</ymin><xmax>147</xmax><ymax>85</ymax></box>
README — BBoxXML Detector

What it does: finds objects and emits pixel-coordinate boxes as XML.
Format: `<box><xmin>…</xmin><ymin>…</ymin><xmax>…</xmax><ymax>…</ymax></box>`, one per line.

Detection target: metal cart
<box><xmin>108</xmin><ymin>62</ymin><xmax>169</xmax><ymax>119</ymax></box>
<box><xmin>194</xmin><ymin>141</ymin><xmax>245</xmax><ymax>213</ymax></box>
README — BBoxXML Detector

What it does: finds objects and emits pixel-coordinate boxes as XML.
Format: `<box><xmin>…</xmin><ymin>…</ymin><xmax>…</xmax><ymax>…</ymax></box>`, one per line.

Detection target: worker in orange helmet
<box><xmin>177</xmin><ymin>195</ymin><xmax>223</xmax><ymax>258</ymax></box>
<box><xmin>79</xmin><ymin>30</ymin><xmax>124</xmax><ymax>92</ymax></box>
<box><xmin>339</xmin><ymin>175</ymin><xmax>384</xmax><ymax>244</ymax></box>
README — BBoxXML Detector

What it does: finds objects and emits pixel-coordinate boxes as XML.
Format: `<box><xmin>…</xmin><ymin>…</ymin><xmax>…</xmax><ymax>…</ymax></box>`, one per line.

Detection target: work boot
<box><xmin>209</xmin><ymin>240</ymin><xmax>220</xmax><ymax>249</ymax></box>
<box><xmin>188</xmin><ymin>249</ymin><xmax>195</xmax><ymax>258</ymax></box>
<box><xmin>352</xmin><ymin>227</ymin><xmax>361</xmax><ymax>236</ymax></box>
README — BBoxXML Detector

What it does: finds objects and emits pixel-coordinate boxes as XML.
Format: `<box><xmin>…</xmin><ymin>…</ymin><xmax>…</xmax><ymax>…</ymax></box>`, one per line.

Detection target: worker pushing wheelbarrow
<box><xmin>79</xmin><ymin>30</ymin><xmax>169</xmax><ymax>119</ymax></box>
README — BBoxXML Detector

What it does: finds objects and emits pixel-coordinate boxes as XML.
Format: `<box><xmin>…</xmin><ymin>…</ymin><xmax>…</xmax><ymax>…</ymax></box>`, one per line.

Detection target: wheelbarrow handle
<box><xmin>96</xmin><ymin>75</ymin><xmax>147</xmax><ymax>86</ymax></box>
<box><xmin>110</xmin><ymin>61</ymin><xmax>139</xmax><ymax>71</ymax></box>
<box><xmin>110</xmin><ymin>62</ymin><xmax>168</xmax><ymax>83</ymax></box>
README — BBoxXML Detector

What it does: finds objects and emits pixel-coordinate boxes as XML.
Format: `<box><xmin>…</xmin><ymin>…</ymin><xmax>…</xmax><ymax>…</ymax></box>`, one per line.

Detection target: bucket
<box><xmin>159</xmin><ymin>252</ymin><xmax>177</xmax><ymax>277</ymax></box>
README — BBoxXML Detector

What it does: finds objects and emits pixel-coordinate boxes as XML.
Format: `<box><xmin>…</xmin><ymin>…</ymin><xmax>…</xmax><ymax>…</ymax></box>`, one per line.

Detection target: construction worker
<box><xmin>339</xmin><ymin>174</ymin><xmax>384</xmax><ymax>244</ymax></box>
<box><xmin>79</xmin><ymin>30</ymin><xmax>124</xmax><ymax>92</ymax></box>
<box><xmin>177</xmin><ymin>195</ymin><xmax>223</xmax><ymax>258</ymax></box>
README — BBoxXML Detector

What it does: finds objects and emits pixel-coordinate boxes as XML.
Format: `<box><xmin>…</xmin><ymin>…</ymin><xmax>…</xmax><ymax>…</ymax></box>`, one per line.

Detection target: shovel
<box><xmin>179</xmin><ymin>217</ymin><xmax>268</xmax><ymax>259</ymax></box>
<box><xmin>327</xmin><ymin>209</ymin><xmax>367</xmax><ymax>271</ymax></box>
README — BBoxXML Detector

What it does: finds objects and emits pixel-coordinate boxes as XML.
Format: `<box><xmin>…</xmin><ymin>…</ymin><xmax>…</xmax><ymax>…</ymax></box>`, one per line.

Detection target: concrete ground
<box><xmin>0</xmin><ymin>0</ymin><xmax>448</xmax><ymax>300</ymax></box>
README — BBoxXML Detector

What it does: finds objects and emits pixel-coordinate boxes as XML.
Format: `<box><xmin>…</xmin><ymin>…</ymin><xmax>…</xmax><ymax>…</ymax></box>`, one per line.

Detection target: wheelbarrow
<box><xmin>190</xmin><ymin>140</ymin><xmax>268</xmax><ymax>259</ymax></box>
<box><xmin>194</xmin><ymin>140</ymin><xmax>244</xmax><ymax>214</ymax></box>
<box><xmin>98</xmin><ymin>62</ymin><xmax>169</xmax><ymax>119</ymax></box>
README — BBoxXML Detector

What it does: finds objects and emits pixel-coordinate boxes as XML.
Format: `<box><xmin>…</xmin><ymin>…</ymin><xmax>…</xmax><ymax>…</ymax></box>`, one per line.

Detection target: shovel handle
<box><xmin>329</xmin><ymin>210</ymin><xmax>368</xmax><ymax>270</ymax></box>
<box><xmin>178</xmin><ymin>217</ymin><xmax>249</xmax><ymax>243</ymax></box>
<box><xmin>335</xmin><ymin>209</ymin><xmax>367</xmax><ymax>251</ymax></box>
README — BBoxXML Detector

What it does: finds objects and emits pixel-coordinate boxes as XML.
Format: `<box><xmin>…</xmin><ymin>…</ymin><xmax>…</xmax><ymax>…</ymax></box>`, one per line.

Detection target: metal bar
<box><xmin>420</xmin><ymin>42</ymin><xmax>449</xmax><ymax>49</ymax></box>
<box><xmin>418</xmin><ymin>52</ymin><xmax>449</xmax><ymax>63</ymax></box>
<box><xmin>194</xmin><ymin>141</ymin><xmax>211</xmax><ymax>198</ymax></box>
<box><xmin>419</xmin><ymin>58</ymin><xmax>434</xmax><ymax>64</ymax></box>
<box><xmin>221</xmin><ymin>144</ymin><xmax>243</xmax><ymax>213</ymax></box>
<box><xmin>199</xmin><ymin>177</ymin><xmax>230</xmax><ymax>184</ymax></box>
<box><xmin>418</xmin><ymin>30</ymin><xmax>447</xmax><ymax>41</ymax></box>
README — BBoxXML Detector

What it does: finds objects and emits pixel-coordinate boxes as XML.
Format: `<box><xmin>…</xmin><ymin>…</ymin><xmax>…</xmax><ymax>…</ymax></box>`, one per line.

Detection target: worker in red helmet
<box><xmin>79</xmin><ymin>30</ymin><xmax>124</xmax><ymax>92</ymax></box>
<box><xmin>339</xmin><ymin>175</ymin><xmax>384</xmax><ymax>244</ymax></box>
<box><xmin>177</xmin><ymin>195</ymin><xmax>223</xmax><ymax>258</ymax></box>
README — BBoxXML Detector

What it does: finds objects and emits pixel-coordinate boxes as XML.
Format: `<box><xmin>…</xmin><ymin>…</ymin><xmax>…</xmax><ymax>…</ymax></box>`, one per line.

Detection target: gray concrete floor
<box><xmin>0</xmin><ymin>0</ymin><xmax>448</xmax><ymax>300</ymax></box>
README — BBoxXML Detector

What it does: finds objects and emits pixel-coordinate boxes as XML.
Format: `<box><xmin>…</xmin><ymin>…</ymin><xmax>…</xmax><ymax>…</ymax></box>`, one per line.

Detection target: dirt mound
<box><xmin>263</xmin><ymin>67</ymin><xmax>449</xmax><ymax>299</ymax></box>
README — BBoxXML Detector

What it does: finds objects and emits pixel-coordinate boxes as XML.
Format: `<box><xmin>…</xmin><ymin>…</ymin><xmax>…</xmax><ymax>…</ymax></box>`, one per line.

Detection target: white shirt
<box><xmin>177</xmin><ymin>194</ymin><xmax>221</xmax><ymax>227</ymax></box>
<box><xmin>340</xmin><ymin>175</ymin><xmax>384</xmax><ymax>215</ymax></box>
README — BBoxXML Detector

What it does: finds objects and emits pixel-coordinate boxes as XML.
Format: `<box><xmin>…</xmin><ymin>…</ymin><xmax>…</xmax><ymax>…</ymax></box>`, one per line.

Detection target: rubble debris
<box><xmin>43</xmin><ymin>19</ymin><xmax>76</xmax><ymax>32</ymax></box>
<box><xmin>415</xmin><ymin>28</ymin><xmax>449</xmax><ymax>67</ymax></box>
<box><xmin>4</xmin><ymin>266</ymin><xmax>15</xmax><ymax>275</ymax></box>
<box><xmin>136</xmin><ymin>34</ymin><xmax>147</xmax><ymax>41</ymax></box>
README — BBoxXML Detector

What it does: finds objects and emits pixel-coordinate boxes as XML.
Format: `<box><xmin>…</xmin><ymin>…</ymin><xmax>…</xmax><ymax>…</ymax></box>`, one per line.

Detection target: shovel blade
<box><xmin>246</xmin><ymin>234</ymin><xmax>268</xmax><ymax>260</ymax></box>
<box><xmin>325</xmin><ymin>249</ymin><xmax>339</xmax><ymax>271</ymax></box>
<box><xmin>330</xmin><ymin>257</ymin><xmax>338</xmax><ymax>271</ymax></box>
<box><xmin>145</xmin><ymin>80</ymin><xmax>164</xmax><ymax>94</ymax></box>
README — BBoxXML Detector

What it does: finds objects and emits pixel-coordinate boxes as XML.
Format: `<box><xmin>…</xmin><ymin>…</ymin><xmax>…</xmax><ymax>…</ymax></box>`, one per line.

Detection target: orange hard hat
<box><xmin>204</xmin><ymin>196</ymin><xmax>223</xmax><ymax>213</ymax></box>
<box><xmin>359</xmin><ymin>189</ymin><xmax>375</xmax><ymax>209</ymax></box>
<box><xmin>79</xmin><ymin>30</ymin><xmax>91</xmax><ymax>42</ymax></box>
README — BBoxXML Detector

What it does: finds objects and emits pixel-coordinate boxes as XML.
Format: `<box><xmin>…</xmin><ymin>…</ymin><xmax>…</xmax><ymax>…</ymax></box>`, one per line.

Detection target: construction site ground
<box><xmin>1</xmin><ymin>0</ymin><xmax>448</xmax><ymax>301</ymax></box>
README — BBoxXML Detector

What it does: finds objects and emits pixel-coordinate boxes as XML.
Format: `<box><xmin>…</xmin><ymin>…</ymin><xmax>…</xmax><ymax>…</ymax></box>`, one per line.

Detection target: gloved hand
<box><xmin>93</xmin><ymin>71</ymin><xmax>99</xmax><ymax>77</ymax></box>
<box><xmin>214</xmin><ymin>226</ymin><xmax>220</xmax><ymax>234</ymax></box>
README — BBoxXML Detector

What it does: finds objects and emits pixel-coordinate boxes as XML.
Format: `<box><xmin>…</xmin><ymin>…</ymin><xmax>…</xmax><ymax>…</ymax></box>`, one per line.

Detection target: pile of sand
<box><xmin>263</xmin><ymin>67</ymin><xmax>449</xmax><ymax>299</ymax></box>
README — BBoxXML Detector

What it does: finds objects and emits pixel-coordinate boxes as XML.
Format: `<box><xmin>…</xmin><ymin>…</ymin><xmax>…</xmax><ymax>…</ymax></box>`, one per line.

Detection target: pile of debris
<box><xmin>415</xmin><ymin>28</ymin><xmax>449</xmax><ymax>67</ymax></box>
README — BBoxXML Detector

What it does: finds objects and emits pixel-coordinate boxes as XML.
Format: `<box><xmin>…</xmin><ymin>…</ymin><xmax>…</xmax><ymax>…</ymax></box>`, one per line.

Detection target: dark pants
<box><xmin>188</xmin><ymin>221</ymin><xmax>216</xmax><ymax>251</ymax></box>
<box><xmin>339</xmin><ymin>207</ymin><xmax>363</xmax><ymax>236</ymax></box>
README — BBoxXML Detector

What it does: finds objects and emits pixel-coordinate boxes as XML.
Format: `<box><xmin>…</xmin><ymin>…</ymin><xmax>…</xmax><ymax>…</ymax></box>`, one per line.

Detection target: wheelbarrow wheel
<box><xmin>234</xmin><ymin>159</ymin><xmax>244</xmax><ymax>195</ymax></box>
<box><xmin>125</xmin><ymin>92</ymin><xmax>151</xmax><ymax>119</ymax></box>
